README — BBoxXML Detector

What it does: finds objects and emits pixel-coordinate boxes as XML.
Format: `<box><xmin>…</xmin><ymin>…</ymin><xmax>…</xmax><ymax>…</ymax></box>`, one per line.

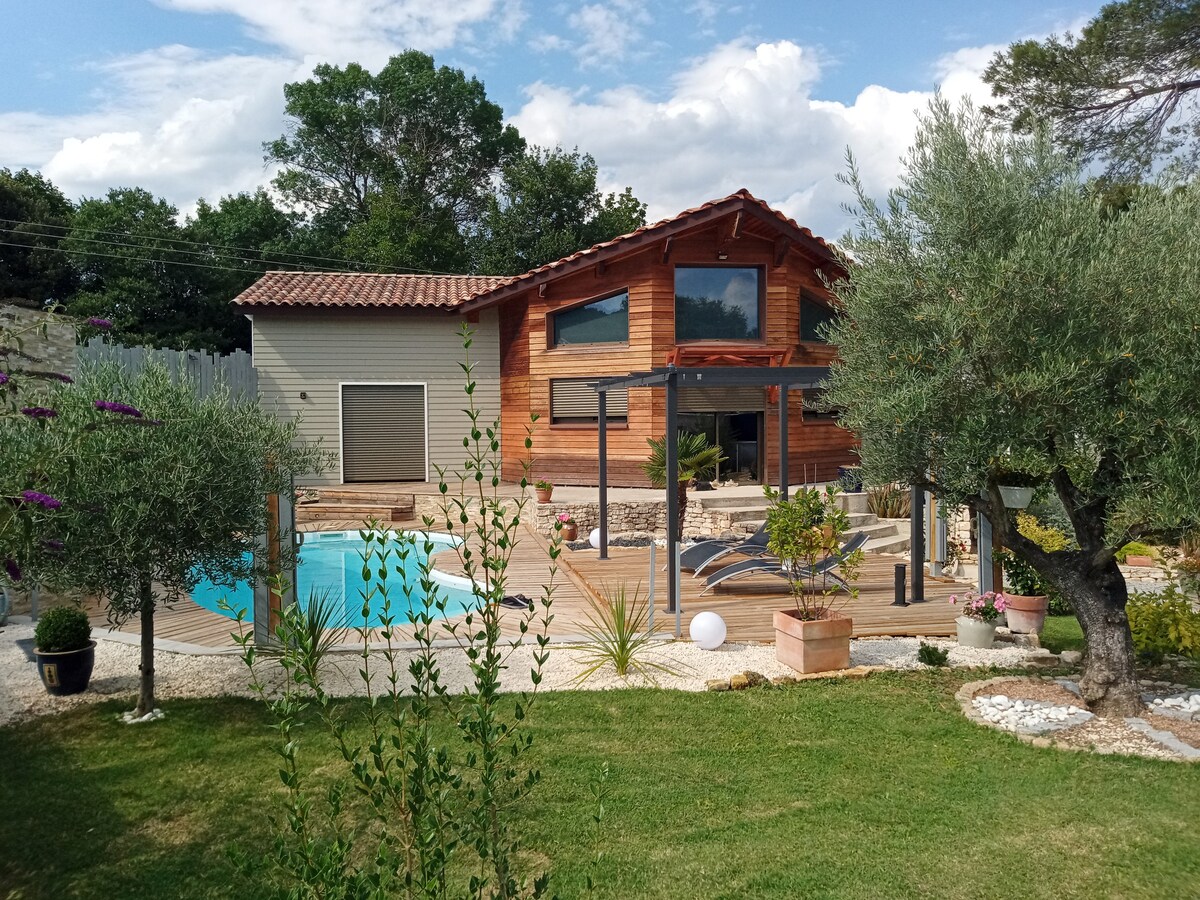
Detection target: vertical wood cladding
<box><xmin>498</xmin><ymin>215</ymin><xmax>857</xmax><ymax>486</ymax></box>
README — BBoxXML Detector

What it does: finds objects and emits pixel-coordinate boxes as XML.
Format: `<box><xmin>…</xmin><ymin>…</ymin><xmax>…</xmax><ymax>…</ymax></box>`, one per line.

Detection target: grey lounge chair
<box><xmin>698</xmin><ymin>531</ymin><xmax>868</xmax><ymax>597</ymax></box>
<box><xmin>678</xmin><ymin>522</ymin><xmax>770</xmax><ymax>575</ymax></box>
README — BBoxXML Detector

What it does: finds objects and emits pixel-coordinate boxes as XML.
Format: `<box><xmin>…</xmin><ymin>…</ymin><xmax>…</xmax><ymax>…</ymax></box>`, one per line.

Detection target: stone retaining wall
<box><xmin>528</xmin><ymin>499</ymin><xmax>743</xmax><ymax>540</ymax></box>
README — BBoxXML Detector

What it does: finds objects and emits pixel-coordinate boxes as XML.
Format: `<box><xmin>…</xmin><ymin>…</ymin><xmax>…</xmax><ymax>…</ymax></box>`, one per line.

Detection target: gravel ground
<box><xmin>0</xmin><ymin>621</ymin><xmax>1031</xmax><ymax>728</ymax></box>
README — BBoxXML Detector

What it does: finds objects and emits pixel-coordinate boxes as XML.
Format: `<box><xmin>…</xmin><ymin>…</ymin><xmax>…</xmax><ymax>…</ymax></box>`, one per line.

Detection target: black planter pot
<box><xmin>35</xmin><ymin>641</ymin><xmax>96</xmax><ymax>696</ymax></box>
<box><xmin>836</xmin><ymin>466</ymin><xmax>863</xmax><ymax>493</ymax></box>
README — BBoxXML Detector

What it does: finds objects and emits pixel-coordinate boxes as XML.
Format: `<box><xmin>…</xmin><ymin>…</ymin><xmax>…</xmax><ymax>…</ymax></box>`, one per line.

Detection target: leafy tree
<box><xmin>267</xmin><ymin>51</ymin><xmax>525</xmax><ymax>273</ymax></box>
<box><xmin>473</xmin><ymin>146</ymin><xmax>646</xmax><ymax>275</ymax></box>
<box><xmin>62</xmin><ymin>188</ymin><xmax>215</xmax><ymax>350</ymax></box>
<box><xmin>42</xmin><ymin>362</ymin><xmax>327</xmax><ymax>716</ymax></box>
<box><xmin>983</xmin><ymin>0</ymin><xmax>1200</xmax><ymax>179</ymax></box>
<box><xmin>0</xmin><ymin>168</ymin><xmax>77</xmax><ymax>308</ymax></box>
<box><xmin>643</xmin><ymin>432</ymin><xmax>726</xmax><ymax>535</ymax></box>
<box><xmin>184</xmin><ymin>190</ymin><xmax>302</xmax><ymax>351</ymax></box>
<box><xmin>827</xmin><ymin>98</ymin><xmax>1200</xmax><ymax>716</ymax></box>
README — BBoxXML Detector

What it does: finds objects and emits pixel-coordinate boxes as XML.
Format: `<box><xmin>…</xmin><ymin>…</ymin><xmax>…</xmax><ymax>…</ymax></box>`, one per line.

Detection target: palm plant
<box><xmin>642</xmin><ymin>431</ymin><xmax>726</xmax><ymax>536</ymax></box>
<box><xmin>574</xmin><ymin>583</ymin><xmax>679</xmax><ymax>683</ymax></box>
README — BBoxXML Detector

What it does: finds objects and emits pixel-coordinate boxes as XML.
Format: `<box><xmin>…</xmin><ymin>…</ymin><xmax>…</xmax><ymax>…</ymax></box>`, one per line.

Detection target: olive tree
<box><xmin>46</xmin><ymin>362</ymin><xmax>327</xmax><ymax>716</ymax></box>
<box><xmin>826</xmin><ymin>98</ymin><xmax>1200</xmax><ymax>715</ymax></box>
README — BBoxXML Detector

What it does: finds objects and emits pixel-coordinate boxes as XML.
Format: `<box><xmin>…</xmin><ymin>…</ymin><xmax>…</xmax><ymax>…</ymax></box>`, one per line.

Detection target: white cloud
<box><xmin>155</xmin><ymin>0</ymin><xmax>504</xmax><ymax>66</ymax></box>
<box><xmin>511</xmin><ymin>38</ymin><xmax>995</xmax><ymax>239</ymax></box>
<box><xmin>568</xmin><ymin>1</ymin><xmax>653</xmax><ymax>68</ymax></box>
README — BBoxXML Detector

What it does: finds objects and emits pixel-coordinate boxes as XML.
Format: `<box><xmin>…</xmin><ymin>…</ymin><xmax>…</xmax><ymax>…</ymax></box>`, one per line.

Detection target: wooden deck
<box><xmin>87</xmin><ymin>528</ymin><xmax>967</xmax><ymax>650</ymax></box>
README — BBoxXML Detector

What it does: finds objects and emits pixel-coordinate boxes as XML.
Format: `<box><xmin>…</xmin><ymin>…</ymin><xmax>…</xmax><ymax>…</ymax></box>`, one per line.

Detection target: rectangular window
<box><xmin>551</xmin><ymin>290</ymin><xmax>629</xmax><ymax>346</ymax></box>
<box><xmin>800</xmin><ymin>292</ymin><xmax>840</xmax><ymax>343</ymax></box>
<box><xmin>801</xmin><ymin>386</ymin><xmax>841</xmax><ymax>421</ymax></box>
<box><xmin>674</xmin><ymin>266</ymin><xmax>761</xmax><ymax>341</ymax></box>
<box><xmin>550</xmin><ymin>379</ymin><xmax>628</xmax><ymax>425</ymax></box>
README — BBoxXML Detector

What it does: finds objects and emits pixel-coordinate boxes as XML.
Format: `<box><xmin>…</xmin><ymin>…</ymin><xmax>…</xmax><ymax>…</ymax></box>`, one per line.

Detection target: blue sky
<box><xmin>0</xmin><ymin>1</ymin><xmax>1103</xmax><ymax>237</ymax></box>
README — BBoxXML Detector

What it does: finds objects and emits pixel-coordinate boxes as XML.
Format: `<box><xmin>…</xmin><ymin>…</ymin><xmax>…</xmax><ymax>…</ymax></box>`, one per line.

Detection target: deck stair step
<box><xmin>295</xmin><ymin>489</ymin><xmax>416</xmax><ymax>525</ymax></box>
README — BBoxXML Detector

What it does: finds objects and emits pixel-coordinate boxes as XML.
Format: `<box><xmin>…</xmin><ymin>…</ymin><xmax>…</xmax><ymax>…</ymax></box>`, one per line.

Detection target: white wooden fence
<box><xmin>78</xmin><ymin>338</ymin><xmax>257</xmax><ymax>400</ymax></box>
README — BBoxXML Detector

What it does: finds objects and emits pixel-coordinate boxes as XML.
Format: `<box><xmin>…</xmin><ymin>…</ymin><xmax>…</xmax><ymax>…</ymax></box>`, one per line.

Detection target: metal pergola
<box><xmin>593</xmin><ymin>363</ymin><xmax>832</xmax><ymax>613</ymax></box>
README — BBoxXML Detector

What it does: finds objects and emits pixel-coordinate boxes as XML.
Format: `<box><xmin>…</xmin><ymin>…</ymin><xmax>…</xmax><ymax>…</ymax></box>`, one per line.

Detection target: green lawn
<box><xmin>3</xmin><ymin>672</ymin><xmax>1198</xmax><ymax>899</ymax></box>
<box><xmin>1040</xmin><ymin>615</ymin><xmax>1086</xmax><ymax>653</ymax></box>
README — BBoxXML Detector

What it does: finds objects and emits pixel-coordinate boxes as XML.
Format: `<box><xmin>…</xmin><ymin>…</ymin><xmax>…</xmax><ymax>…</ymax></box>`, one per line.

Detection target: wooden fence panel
<box><xmin>78</xmin><ymin>338</ymin><xmax>258</xmax><ymax>403</ymax></box>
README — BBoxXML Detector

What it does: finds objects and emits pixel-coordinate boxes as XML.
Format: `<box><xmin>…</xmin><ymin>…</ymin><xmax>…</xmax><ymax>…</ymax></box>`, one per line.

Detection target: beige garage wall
<box><xmin>248</xmin><ymin>309</ymin><xmax>501</xmax><ymax>486</ymax></box>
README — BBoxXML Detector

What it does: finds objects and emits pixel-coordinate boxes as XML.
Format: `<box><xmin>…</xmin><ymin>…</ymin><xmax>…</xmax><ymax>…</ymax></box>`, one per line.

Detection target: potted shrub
<box><xmin>557</xmin><ymin>512</ymin><xmax>578</xmax><ymax>542</ymax></box>
<box><xmin>534</xmin><ymin>479</ymin><xmax>553</xmax><ymax>503</ymax></box>
<box><xmin>836</xmin><ymin>465</ymin><xmax>864</xmax><ymax>493</ymax></box>
<box><xmin>766</xmin><ymin>485</ymin><xmax>863</xmax><ymax>674</ymax></box>
<box><xmin>950</xmin><ymin>590</ymin><xmax>1007</xmax><ymax>648</ymax></box>
<box><xmin>34</xmin><ymin>605</ymin><xmax>96</xmax><ymax>695</ymax></box>
<box><xmin>997</xmin><ymin>549</ymin><xmax>1051</xmax><ymax>634</ymax></box>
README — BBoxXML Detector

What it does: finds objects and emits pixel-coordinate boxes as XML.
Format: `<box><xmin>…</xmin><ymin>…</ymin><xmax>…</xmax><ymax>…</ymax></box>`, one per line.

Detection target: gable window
<box><xmin>800</xmin><ymin>291</ymin><xmax>840</xmax><ymax>344</ymax></box>
<box><xmin>550</xmin><ymin>378</ymin><xmax>628</xmax><ymax>425</ymax></box>
<box><xmin>801</xmin><ymin>386</ymin><xmax>841</xmax><ymax>422</ymax></box>
<box><xmin>551</xmin><ymin>290</ymin><xmax>629</xmax><ymax>347</ymax></box>
<box><xmin>675</xmin><ymin>266</ymin><xmax>761</xmax><ymax>342</ymax></box>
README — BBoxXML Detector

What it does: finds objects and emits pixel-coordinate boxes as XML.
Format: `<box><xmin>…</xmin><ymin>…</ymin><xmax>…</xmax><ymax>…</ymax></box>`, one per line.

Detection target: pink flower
<box><xmin>949</xmin><ymin>595</ymin><xmax>958</xmax><ymax>604</ymax></box>
<box><xmin>994</xmin><ymin>595</ymin><xmax>1008</xmax><ymax>612</ymax></box>
<box><xmin>557</xmin><ymin>513</ymin><xmax>571</xmax><ymax>523</ymax></box>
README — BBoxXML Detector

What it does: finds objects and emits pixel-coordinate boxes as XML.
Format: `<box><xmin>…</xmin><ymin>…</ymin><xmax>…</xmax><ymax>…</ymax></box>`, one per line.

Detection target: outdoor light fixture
<box><xmin>689</xmin><ymin>611</ymin><xmax>727</xmax><ymax>650</ymax></box>
<box><xmin>299</xmin><ymin>391</ymin><xmax>308</xmax><ymax>400</ymax></box>
<box><xmin>588</xmin><ymin>527</ymin><xmax>602</xmax><ymax>549</ymax></box>
<box><xmin>716</xmin><ymin>250</ymin><xmax>729</xmax><ymax>260</ymax></box>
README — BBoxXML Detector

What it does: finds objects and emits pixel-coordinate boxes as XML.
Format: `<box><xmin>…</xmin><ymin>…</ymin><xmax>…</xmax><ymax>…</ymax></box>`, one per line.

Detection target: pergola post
<box><xmin>909</xmin><ymin>484</ymin><xmax>925</xmax><ymax>602</ymax></box>
<box><xmin>978</xmin><ymin>510</ymin><xmax>995</xmax><ymax>593</ymax></box>
<box><xmin>778</xmin><ymin>383</ymin><xmax>789</xmax><ymax>500</ymax></box>
<box><xmin>932</xmin><ymin>494</ymin><xmax>948</xmax><ymax>578</ymax></box>
<box><xmin>598</xmin><ymin>389</ymin><xmax>608</xmax><ymax>559</ymax></box>
<box><xmin>665</xmin><ymin>365</ymin><xmax>679</xmax><ymax>614</ymax></box>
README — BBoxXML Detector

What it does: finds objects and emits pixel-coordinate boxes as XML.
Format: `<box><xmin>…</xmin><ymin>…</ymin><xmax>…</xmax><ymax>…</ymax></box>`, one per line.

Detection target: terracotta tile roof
<box><xmin>458</xmin><ymin>188</ymin><xmax>840</xmax><ymax>312</ymax></box>
<box><xmin>232</xmin><ymin>271</ymin><xmax>508</xmax><ymax>310</ymax></box>
<box><xmin>233</xmin><ymin>190</ymin><xmax>837</xmax><ymax>313</ymax></box>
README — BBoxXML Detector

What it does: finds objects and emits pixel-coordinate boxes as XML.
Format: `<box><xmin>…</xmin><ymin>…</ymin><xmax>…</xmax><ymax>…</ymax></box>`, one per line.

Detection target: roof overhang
<box><xmin>593</xmin><ymin>365</ymin><xmax>830</xmax><ymax>392</ymax></box>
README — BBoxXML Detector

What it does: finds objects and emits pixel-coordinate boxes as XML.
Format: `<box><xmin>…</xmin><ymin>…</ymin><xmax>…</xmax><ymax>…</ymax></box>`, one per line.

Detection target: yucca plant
<box><xmin>574</xmin><ymin>583</ymin><xmax>680</xmax><ymax>683</ymax></box>
<box><xmin>642</xmin><ymin>431</ymin><xmax>726</xmax><ymax>535</ymax></box>
<box><xmin>866</xmin><ymin>482</ymin><xmax>911</xmax><ymax>519</ymax></box>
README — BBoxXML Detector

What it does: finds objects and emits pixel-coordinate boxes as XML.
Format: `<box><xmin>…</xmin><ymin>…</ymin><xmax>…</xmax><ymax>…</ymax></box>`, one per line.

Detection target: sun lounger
<box><xmin>677</xmin><ymin>522</ymin><xmax>771</xmax><ymax>575</ymax></box>
<box><xmin>698</xmin><ymin>531</ymin><xmax>868</xmax><ymax>597</ymax></box>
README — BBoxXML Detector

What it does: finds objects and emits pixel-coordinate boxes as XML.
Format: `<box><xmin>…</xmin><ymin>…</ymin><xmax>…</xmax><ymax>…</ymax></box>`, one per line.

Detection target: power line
<box><xmin>0</xmin><ymin>238</ymin><xmax>265</xmax><ymax>276</ymax></box>
<box><xmin>0</xmin><ymin>224</ymin><xmax>321</xmax><ymax>272</ymax></box>
<box><xmin>0</xmin><ymin>216</ymin><xmax>459</xmax><ymax>277</ymax></box>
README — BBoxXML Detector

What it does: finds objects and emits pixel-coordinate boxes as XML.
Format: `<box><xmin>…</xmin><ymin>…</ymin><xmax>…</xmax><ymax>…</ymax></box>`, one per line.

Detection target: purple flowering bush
<box><xmin>950</xmin><ymin>590</ymin><xmax>1008</xmax><ymax>623</ymax></box>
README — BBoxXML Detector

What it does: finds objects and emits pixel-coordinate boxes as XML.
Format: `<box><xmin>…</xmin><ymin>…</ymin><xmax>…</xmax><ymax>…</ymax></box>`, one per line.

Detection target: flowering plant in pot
<box><xmin>34</xmin><ymin>604</ymin><xmax>96</xmax><ymax>695</ymax></box>
<box><xmin>950</xmin><ymin>590</ymin><xmax>1007</xmax><ymax>648</ymax></box>
<box><xmin>556</xmin><ymin>512</ymin><xmax>577</xmax><ymax>541</ymax></box>
<box><xmin>534</xmin><ymin>479</ymin><xmax>553</xmax><ymax>502</ymax></box>
<box><xmin>765</xmin><ymin>485</ymin><xmax>863</xmax><ymax>674</ymax></box>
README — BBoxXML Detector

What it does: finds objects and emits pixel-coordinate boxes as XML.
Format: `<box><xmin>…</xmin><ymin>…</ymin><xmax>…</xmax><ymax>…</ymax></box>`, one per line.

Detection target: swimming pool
<box><xmin>191</xmin><ymin>530</ymin><xmax>479</xmax><ymax>627</ymax></box>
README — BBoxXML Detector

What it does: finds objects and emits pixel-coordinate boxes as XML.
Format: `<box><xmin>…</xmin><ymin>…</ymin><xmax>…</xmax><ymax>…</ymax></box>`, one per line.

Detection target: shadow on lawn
<box><xmin>0</xmin><ymin>697</ymin><xmax>274</xmax><ymax>900</ymax></box>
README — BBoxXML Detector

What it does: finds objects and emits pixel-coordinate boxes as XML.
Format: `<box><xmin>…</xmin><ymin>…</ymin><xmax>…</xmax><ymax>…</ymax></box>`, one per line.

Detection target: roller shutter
<box><xmin>341</xmin><ymin>384</ymin><xmax>426</xmax><ymax>482</ymax></box>
<box><xmin>677</xmin><ymin>386</ymin><xmax>765</xmax><ymax>413</ymax></box>
<box><xmin>550</xmin><ymin>379</ymin><xmax>628</xmax><ymax>423</ymax></box>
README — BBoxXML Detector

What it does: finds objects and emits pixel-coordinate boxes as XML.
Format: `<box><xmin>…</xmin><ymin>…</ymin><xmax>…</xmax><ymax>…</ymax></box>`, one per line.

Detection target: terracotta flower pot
<box><xmin>1003</xmin><ymin>593</ymin><xmax>1049</xmax><ymax>634</ymax></box>
<box><xmin>955</xmin><ymin>616</ymin><xmax>996</xmax><ymax>648</ymax></box>
<box><xmin>535</xmin><ymin>487</ymin><xmax>553</xmax><ymax>502</ymax></box>
<box><xmin>562</xmin><ymin>523</ymin><xmax>578</xmax><ymax>541</ymax></box>
<box><xmin>1124</xmin><ymin>555</ymin><xmax>1155</xmax><ymax>568</ymax></box>
<box><xmin>774</xmin><ymin>608</ymin><xmax>852</xmax><ymax>674</ymax></box>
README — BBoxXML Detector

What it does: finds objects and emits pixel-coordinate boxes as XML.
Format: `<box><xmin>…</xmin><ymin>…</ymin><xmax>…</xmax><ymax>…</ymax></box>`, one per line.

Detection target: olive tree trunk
<box><xmin>1052</xmin><ymin>558</ymin><xmax>1142</xmax><ymax>717</ymax></box>
<box><xmin>135</xmin><ymin>576</ymin><xmax>155</xmax><ymax>717</ymax></box>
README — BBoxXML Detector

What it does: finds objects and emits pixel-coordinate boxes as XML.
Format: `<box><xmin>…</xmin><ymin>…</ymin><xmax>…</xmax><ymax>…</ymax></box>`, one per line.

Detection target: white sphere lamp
<box><xmin>588</xmin><ymin>528</ymin><xmax>602</xmax><ymax>549</ymax></box>
<box><xmin>689</xmin><ymin>611</ymin><xmax>727</xmax><ymax>650</ymax></box>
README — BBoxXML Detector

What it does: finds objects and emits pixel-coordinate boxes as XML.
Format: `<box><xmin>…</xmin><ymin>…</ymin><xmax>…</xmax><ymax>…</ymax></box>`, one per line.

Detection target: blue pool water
<box><xmin>191</xmin><ymin>531</ymin><xmax>478</xmax><ymax>627</ymax></box>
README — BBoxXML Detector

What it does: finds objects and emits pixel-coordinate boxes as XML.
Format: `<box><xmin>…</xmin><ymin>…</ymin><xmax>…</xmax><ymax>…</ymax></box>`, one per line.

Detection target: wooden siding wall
<box><xmin>500</xmin><ymin>221</ymin><xmax>857</xmax><ymax>486</ymax></box>
<box><xmin>251</xmin><ymin>310</ymin><xmax>501</xmax><ymax>486</ymax></box>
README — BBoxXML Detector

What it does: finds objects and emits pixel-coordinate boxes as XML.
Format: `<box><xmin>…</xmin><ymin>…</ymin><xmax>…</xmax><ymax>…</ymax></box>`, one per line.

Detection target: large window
<box><xmin>551</xmin><ymin>291</ymin><xmax>629</xmax><ymax>346</ymax></box>
<box><xmin>550</xmin><ymin>379</ymin><xmax>628</xmax><ymax>425</ymax></box>
<box><xmin>800</xmin><ymin>292</ymin><xmax>840</xmax><ymax>343</ymax></box>
<box><xmin>674</xmin><ymin>267</ymin><xmax>761</xmax><ymax>341</ymax></box>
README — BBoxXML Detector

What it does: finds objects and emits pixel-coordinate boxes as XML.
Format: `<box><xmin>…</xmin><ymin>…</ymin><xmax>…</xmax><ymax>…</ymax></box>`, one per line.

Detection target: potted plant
<box><xmin>950</xmin><ymin>590</ymin><xmax>1007</xmax><ymax>648</ymax></box>
<box><xmin>34</xmin><ymin>605</ymin><xmax>96</xmax><ymax>695</ymax></box>
<box><xmin>534</xmin><ymin>479</ymin><xmax>553</xmax><ymax>502</ymax></box>
<box><xmin>943</xmin><ymin>537</ymin><xmax>968</xmax><ymax>577</ymax></box>
<box><xmin>996</xmin><ymin>549</ymin><xmax>1051</xmax><ymax>634</ymax></box>
<box><xmin>766</xmin><ymin>485</ymin><xmax>863</xmax><ymax>674</ymax></box>
<box><xmin>557</xmin><ymin>512</ymin><xmax>578</xmax><ymax>542</ymax></box>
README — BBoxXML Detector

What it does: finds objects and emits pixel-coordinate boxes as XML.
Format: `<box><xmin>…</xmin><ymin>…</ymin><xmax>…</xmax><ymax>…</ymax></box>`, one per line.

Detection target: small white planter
<box><xmin>956</xmin><ymin>616</ymin><xmax>997</xmax><ymax>649</ymax></box>
<box><xmin>998</xmin><ymin>485</ymin><xmax>1034</xmax><ymax>509</ymax></box>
